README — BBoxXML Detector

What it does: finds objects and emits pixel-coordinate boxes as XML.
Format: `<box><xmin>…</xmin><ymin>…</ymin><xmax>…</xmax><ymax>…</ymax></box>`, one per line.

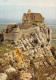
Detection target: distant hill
<box><xmin>45</xmin><ymin>19</ymin><xmax>56</xmax><ymax>25</ymax></box>
<box><xmin>0</xmin><ymin>19</ymin><xmax>56</xmax><ymax>32</ymax></box>
<box><xmin>0</xmin><ymin>19</ymin><xmax>21</xmax><ymax>32</ymax></box>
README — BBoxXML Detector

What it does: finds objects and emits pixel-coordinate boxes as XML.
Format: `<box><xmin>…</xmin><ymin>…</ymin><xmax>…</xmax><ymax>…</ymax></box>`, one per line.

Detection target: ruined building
<box><xmin>22</xmin><ymin>9</ymin><xmax>44</xmax><ymax>23</ymax></box>
<box><xmin>0</xmin><ymin>10</ymin><xmax>45</xmax><ymax>42</ymax></box>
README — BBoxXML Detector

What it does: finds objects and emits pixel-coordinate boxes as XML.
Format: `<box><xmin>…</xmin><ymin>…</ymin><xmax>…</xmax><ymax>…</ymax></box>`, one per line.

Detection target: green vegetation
<box><xmin>52</xmin><ymin>33</ymin><xmax>56</xmax><ymax>39</ymax></box>
<box><xmin>23</xmin><ymin>54</ymin><xmax>30</xmax><ymax>60</ymax></box>
<box><xmin>51</xmin><ymin>40</ymin><xmax>56</xmax><ymax>49</ymax></box>
<box><xmin>51</xmin><ymin>33</ymin><xmax>56</xmax><ymax>49</ymax></box>
<box><xmin>51</xmin><ymin>31</ymin><xmax>56</xmax><ymax>59</ymax></box>
<box><xmin>0</xmin><ymin>42</ymin><xmax>14</xmax><ymax>57</ymax></box>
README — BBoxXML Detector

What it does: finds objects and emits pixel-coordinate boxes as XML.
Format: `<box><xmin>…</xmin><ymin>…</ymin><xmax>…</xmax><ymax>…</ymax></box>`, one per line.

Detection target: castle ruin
<box><xmin>22</xmin><ymin>9</ymin><xmax>44</xmax><ymax>23</ymax></box>
<box><xmin>0</xmin><ymin>10</ymin><xmax>45</xmax><ymax>42</ymax></box>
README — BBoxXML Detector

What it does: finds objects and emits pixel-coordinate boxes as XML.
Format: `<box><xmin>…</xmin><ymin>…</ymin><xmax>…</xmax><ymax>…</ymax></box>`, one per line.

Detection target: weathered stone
<box><xmin>5</xmin><ymin>65</ymin><xmax>16</xmax><ymax>74</ymax></box>
<box><xmin>34</xmin><ymin>48</ymin><xmax>37</xmax><ymax>53</ymax></box>
<box><xmin>23</xmin><ymin>40</ymin><xmax>27</xmax><ymax>45</ymax></box>
<box><xmin>25</xmin><ymin>38</ymin><xmax>29</xmax><ymax>43</ymax></box>
<box><xmin>26</xmin><ymin>46</ymin><xmax>30</xmax><ymax>50</ymax></box>
<box><xmin>22</xmin><ymin>9</ymin><xmax>44</xmax><ymax>23</ymax></box>
<box><xmin>0</xmin><ymin>19</ymin><xmax>56</xmax><ymax>80</ymax></box>
<box><xmin>20</xmin><ymin>72</ymin><xmax>32</xmax><ymax>80</ymax></box>
<box><xmin>0</xmin><ymin>73</ymin><xmax>7</xmax><ymax>80</ymax></box>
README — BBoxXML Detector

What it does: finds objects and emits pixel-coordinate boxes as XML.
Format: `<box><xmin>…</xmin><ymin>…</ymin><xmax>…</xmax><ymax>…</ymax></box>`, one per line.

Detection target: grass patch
<box><xmin>51</xmin><ymin>40</ymin><xmax>56</xmax><ymax>49</ymax></box>
<box><xmin>23</xmin><ymin>54</ymin><xmax>30</xmax><ymax>61</ymax></box>
<box><xmin>52</xmin><ymin>33</ymin><xmax>56</xmax><ymax>39</ymax></box>
<box><xmin>0</xmin><ymin>42</ymin><xmax>14</xmax><ymax>57</ymax></box>
<box><xmin>51</xmin><ymin>33</ymin><xmax>56</xmax><ymax>49</ymax></box>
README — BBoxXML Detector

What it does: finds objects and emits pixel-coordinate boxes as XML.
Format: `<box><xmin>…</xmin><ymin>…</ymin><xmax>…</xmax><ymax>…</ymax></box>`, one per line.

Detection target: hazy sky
<box><xmin>0</xmin><ymin>0</ymin><xmax>56</xmax><ymax>21</ymax></box>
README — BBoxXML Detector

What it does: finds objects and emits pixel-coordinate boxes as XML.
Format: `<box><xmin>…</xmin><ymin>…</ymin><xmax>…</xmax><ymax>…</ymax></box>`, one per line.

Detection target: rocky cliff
<box><xmin>0</xmin><ymin>23</ymin><xmax>56</xmax><ymax>80</ymax></box>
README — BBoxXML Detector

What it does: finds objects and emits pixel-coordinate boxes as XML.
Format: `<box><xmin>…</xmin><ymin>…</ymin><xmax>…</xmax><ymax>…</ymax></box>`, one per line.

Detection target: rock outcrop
<box><xmin>0</xmin><ymin>73</ymin><xmax>7</xmax><ymax>80</ymax></box>
<box><xmin>0</xmin><ymin>23</ymin><xmax>56</xmax><ymax>80</ymax></box>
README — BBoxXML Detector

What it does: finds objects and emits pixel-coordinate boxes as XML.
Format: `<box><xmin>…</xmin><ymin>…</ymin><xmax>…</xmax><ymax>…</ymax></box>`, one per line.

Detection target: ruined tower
<box><xmin>22</xmin><ymin>9</ymin><xmax>44</xmax><ymax>23</ymax></box>
<box><xmin>28</xmin><ymin>9</ymin><xmax>31</xmax><ymax>13</ymax></box>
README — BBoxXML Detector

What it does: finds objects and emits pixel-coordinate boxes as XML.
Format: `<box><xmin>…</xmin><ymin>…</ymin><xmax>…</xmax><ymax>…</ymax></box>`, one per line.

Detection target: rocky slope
<box><xmin>0</xmin><ymin>23</ymin><xmax>56</xmax><ymax>80</ymax></box>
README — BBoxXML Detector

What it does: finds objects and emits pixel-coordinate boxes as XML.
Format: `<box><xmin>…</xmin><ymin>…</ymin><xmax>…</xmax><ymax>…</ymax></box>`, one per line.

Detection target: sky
<box><xmin>0</xmin><ymin>0</ymin><xmax>56</xmax><ymax>22</ymax></box>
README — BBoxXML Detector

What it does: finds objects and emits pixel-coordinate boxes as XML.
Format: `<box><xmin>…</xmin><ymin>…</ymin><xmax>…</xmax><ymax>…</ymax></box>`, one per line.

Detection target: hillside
<box><xmin>0</xmin><ymin>23</ymin><xmax>56</xmax><ymax>80</ymax></box>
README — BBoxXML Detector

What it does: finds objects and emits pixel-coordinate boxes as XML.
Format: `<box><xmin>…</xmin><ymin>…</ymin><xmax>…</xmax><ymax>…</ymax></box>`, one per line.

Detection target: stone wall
<box><xmin>22</xmin><ymin>10</ymin><xmax>44</xmax><ymax>23</ymax></box>
<box><xmin>3</xmin><ymin>27</ymin><xmax>20</xmax><ymax>42</ymax></box>
<box><xmin>3</xmin><ymin>23</ymin><xmax>51</xmax><ymax>46</ymax></box>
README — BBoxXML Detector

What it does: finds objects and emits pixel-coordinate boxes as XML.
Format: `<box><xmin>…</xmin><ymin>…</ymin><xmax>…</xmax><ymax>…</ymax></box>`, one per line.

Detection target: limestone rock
<box><xmin>0</xmin><ymin>73</ymin><xmax>7</xmax><ymax>80</ymax></box>
<box><xmin>5</xmin><ymin>65</ymin><xmax>16</xmax><ymax>74</ymax></box>
<box><xmin>20</xmin><ymin>72</ymin><xmax>32</xmax><ymax>80</ymax></box>
<box><xmin>0</xmin><ymin>22</ymin><xmax>56</xmax><ymax>80</ymax></box>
